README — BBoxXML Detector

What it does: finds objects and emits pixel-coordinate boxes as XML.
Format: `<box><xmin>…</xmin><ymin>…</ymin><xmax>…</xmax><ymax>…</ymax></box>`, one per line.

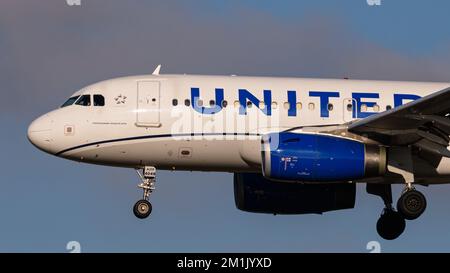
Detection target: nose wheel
<box><xmin>133</xmin><ymin>199</ymin><xmax>152</xmax><ymax>219</ymax></box>
<box><xmin>133</xmin><ymin>166</ymin><xmax>156</xmax><ymax>219</ymax></box>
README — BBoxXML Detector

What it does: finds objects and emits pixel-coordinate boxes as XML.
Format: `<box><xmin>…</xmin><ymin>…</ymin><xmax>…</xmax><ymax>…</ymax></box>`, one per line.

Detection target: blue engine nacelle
<box><xmin>234</xmin><ymin>173</ymin><xmax>356</xmax><ymax>214</ymax></box>
<box><xmin>262</xmin><ymin>132</ymin><xmax>386</xmax><ymax>182</ymax></box>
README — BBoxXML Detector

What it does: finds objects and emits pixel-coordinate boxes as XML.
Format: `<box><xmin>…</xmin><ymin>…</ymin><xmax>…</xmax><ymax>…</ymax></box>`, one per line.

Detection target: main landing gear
<box><xmin>133</xmin><ymin>166</ymin><xmax>156</xmax><ymax>219</ymax></box>
<box><xmin>368</xmin><ymin>183</ymin><xmax>427</xmax><ymax>240</ymax></box>
<box><xmin>397</xmin><ymin>185</ymin><xmax>427</xmax><ymax>220</ymax></box>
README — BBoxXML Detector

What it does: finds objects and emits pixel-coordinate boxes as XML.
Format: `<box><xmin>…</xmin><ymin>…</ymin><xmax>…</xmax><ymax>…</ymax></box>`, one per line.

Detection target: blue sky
<box><xmin>1</xmin><ymin>0</ymin><xmax>450</xmax><ymax>252</ymax></box>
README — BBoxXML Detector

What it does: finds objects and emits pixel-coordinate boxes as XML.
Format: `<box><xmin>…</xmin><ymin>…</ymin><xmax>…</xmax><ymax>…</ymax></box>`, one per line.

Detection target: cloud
<box><xmin>1</xmin><ymin>0</ymin><xmax>450</xmax><ymax>118</ymax></box>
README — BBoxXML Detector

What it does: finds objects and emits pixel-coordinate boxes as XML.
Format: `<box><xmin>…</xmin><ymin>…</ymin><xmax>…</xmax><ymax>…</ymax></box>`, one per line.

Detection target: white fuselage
<box><xmin>27</xmin><ymin>74</ymin><xmax>450</xmax><ymax>182</ymax></box>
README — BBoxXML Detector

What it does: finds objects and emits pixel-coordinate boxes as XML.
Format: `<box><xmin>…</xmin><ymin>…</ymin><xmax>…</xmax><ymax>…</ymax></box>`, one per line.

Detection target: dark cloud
<box><xmin>1</xmin><ymin>0</ymin><xmax>450</xmax><ymax>118</ymax></box>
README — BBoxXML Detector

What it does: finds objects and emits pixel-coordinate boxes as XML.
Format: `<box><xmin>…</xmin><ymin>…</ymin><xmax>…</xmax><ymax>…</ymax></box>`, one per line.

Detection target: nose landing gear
<box><xmin>133</xmin><ymin>166</ymin><xmax>156</xmax><ymax>219</ymax></box>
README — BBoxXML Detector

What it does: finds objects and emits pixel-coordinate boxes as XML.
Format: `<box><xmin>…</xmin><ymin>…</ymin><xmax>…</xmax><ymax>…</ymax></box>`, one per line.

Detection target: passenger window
<box><xmin>296</xmin><ymin>102</ymin><xmax>302</xmax><ymax>110</ymax></box>
<box><xmin>283</xmin><ymin>102</ymin><xmax>290</xmax><ymax>110</ymax></box>
<box><xmin>185</xmin><ymin>99</ymin><xmax>190</xmax><ymax>107</ymax></box>
<box><xmin>308</xmin><ymin>103</ymin><xmax>315</xmax><ymax>111</ymax></box>
<box><xmin>234</xmin><ymin>101</ymin><xmax>240</xmax><ymax>108</ymax></box>
<box><xmin>61</xmin><ymin>96</ymin><xmax>80</xmax><ymax>108</ymax></box>
<box><xmin>76</xmin><ymin>95</ymin><xmax>91</xmax><ymax>106</ymax></box>
<box><xmin>247</xmin><ymin>101</ymin><xmax>252</xmax><ymax>108</ymax></box>
<box><xmin>361</xmin><ymin>104</ymin><xmax>368</xmax><ymax>112</ymax></box>
<box><xmin>386</xmin><ymin>105</ymin><xmax>392</xmax><ymax>111</ymax></box>
<box><xmin>222</xmin><ymin>100</ymin><xmax>228</xmax><ymax>108</ymax></box>
<box><xmin>209</xmin><ymin>100</ymin><xmax>215</xmax><ymax>106</ymax></box>
<box><xmin>93</xmin><ymin>95</ymin><xmax>105</xmax><ymax>106</ymax></box>
<box><xmin>347</xmin><ymin>104</ymin><xmax>353</xmax><ymax>111</ymax></box>
<box><xmin>373</xmin><ymin>104</ymin><xmax>380</xmax><ymax>112</ymax></box>
<box><xmin>328</xmin><ymin>103</ymin><xmax>334</xmax><ymax>111</ymax></box>
<box><xmin>172</xmin><ymin>99</ymin><xmax>178</xmax><ymax>106</ymax></box>
<box><xmin>272</xmin><ymin>102</ymin><xmax>278</xmax><ymax>109</ymax></box>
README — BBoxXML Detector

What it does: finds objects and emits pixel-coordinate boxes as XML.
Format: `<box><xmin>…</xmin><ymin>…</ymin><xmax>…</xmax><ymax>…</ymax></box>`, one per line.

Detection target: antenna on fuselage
<box><xmin>152</xmin><ymin>64</ymin><xmax>162</xmax><ymax>75</ymax></box>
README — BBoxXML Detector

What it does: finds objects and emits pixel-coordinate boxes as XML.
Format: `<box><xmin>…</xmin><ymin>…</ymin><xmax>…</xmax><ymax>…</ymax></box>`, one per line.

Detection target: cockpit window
<box><xmin>94</xmin><ymin>95</ymin><xmax>105</xmax><ymax>106</ymax></box>
<box><xmin>75</xmin><ymin>95</ymin><xmax>91</xmax><ymax>106</ymax></box>
<box><xmin>61</xmin><ymin>96</ymin><xmax>80</xmax><ymax>108</ymax></box>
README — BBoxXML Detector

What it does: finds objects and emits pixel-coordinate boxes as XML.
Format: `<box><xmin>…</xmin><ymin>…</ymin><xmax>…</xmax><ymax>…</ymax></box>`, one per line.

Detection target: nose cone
<box><xmin>27</xmin><ymin>115</ymin><xmax>53</xmax><ymax>153</ymax></box>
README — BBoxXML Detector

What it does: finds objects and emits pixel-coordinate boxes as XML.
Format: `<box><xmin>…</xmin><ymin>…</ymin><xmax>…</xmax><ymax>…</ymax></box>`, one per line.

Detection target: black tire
<box><xmin>133</xmin><ymin>200</ymin><xmax>152</xmax><ymax>219</ymax></box>
<box><xmin>376</xmin><ymin>210</ymin><xmax>406</xmax><ymax>240</ymax></box>
<box><xmin>397</xmin><ymin>190</ymin><xmax>427</xmax><ymax>220</ymax></box>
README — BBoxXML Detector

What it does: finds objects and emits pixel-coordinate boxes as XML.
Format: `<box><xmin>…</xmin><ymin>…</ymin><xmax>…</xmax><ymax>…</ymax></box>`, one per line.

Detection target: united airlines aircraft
<box><xmin>28</xmin><ymin>65</ymin><xmax>450</xmax><ymax>240</ymax></box>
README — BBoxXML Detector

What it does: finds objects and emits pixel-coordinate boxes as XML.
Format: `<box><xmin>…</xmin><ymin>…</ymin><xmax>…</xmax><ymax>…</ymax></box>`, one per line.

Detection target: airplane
<box><xmin>28</xmin><ymin>65</ymin><xmax>450</xmax><ymax>240</ymax></box>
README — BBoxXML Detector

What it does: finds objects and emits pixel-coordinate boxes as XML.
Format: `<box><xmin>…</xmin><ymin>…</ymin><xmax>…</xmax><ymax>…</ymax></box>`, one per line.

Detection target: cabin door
<box><xmin>136</xmin><ymin>81</ymin><xmax>161</xmax><ymax>127</ymax></box>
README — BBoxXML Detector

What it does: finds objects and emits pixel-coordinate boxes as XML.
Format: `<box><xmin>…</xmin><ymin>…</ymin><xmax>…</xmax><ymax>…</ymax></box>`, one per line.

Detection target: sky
<box><xmin>1</xmin><ymin>0</ymin><xmax>450</xmax><ymax>253</ymax></box>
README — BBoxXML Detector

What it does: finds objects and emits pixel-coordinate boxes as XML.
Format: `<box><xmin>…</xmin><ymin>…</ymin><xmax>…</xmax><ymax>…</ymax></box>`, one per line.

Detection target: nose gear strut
<box><xmin>133</xmin><ymin>166</ymin><xmax>156</xmax><ymax>219</ymax></box>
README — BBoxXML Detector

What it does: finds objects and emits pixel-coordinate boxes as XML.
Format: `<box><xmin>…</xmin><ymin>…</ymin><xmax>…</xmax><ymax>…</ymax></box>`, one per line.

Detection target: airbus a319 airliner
<box><xmin>28</xmin><ymin>65</ymin><xmax>450</xmax><ymax>240</ymax></box>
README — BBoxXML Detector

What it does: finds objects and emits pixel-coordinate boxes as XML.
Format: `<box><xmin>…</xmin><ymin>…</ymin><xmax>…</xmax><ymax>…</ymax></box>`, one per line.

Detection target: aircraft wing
<box><xmin>348</xmin><ymin>86</ymin><xmax>450</xmax><ymax>157</ymax></box>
